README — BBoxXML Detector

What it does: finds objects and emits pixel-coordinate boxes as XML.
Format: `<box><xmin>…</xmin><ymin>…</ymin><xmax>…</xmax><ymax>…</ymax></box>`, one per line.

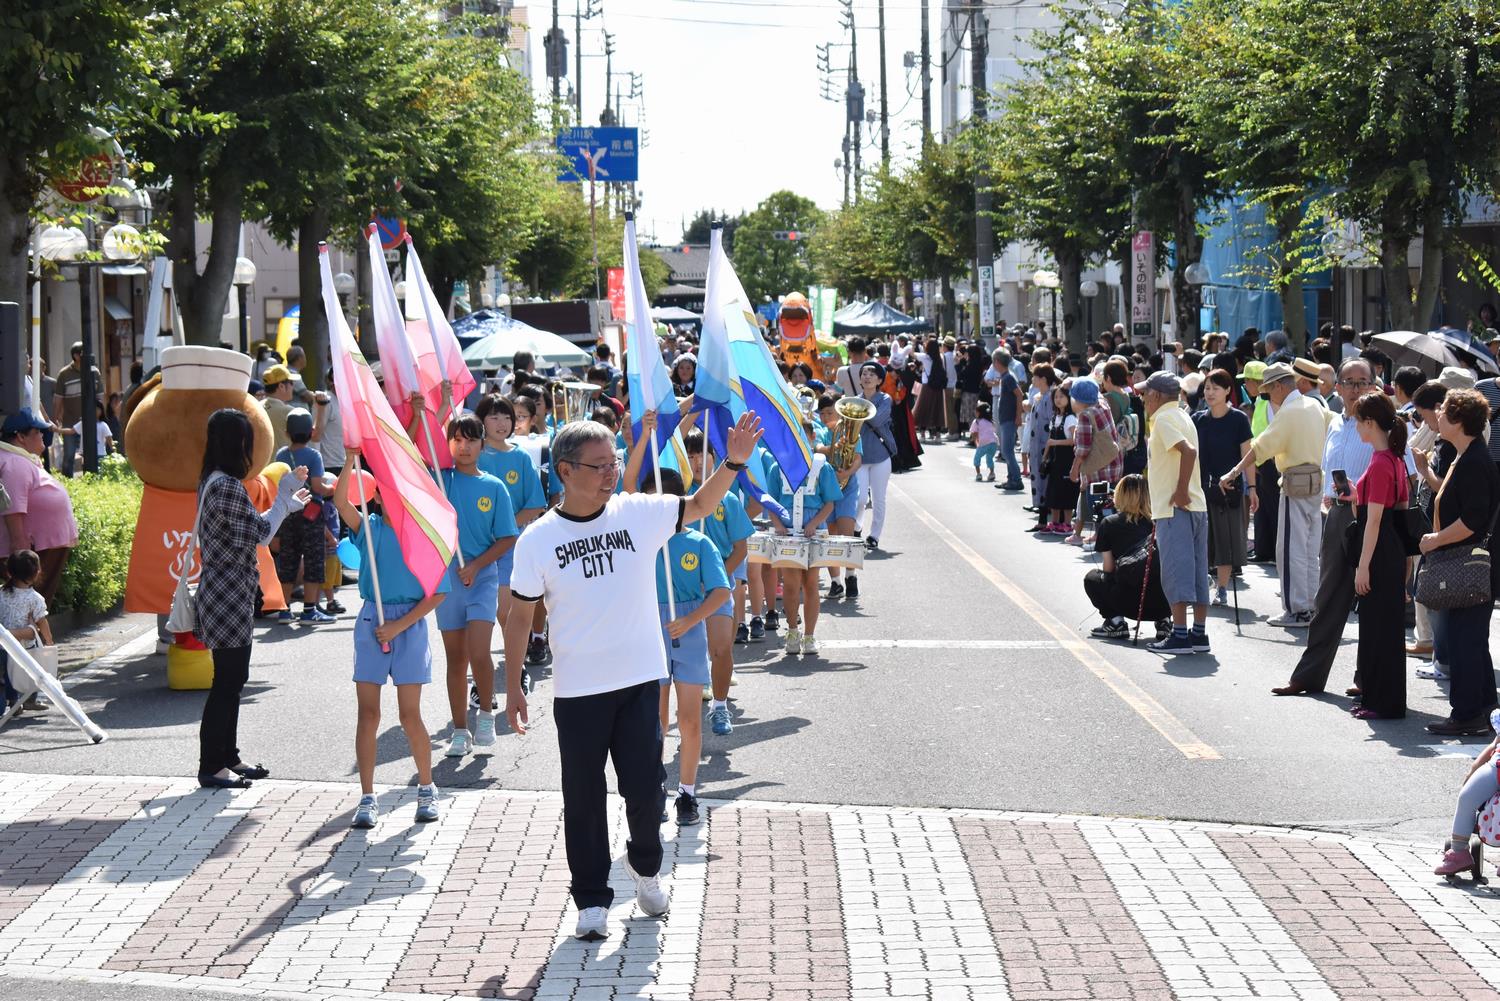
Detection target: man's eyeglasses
<box><xmin>566</xmin><ymin>458</ymin><xmax>620</xmax><ymax>477</ymax></box>
<box><xmin>1338</xmin><ymin>379</ymin><xmax>1373</xmax><ymax>389</ymax></box>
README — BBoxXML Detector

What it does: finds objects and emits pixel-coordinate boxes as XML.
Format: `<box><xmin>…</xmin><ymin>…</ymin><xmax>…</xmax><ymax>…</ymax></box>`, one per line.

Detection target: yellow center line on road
<box><xmin>891</xmin><ymin>483</ymin><xmax>1222</xmax><ymax>761</ymax></box>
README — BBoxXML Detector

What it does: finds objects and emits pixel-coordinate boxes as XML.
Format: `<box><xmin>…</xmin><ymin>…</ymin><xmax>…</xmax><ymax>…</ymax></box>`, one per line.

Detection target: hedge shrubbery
<box><xmin>56</xmin><ymin>455</ymin><xmax>143</xmax><ymax>613</ymax></box>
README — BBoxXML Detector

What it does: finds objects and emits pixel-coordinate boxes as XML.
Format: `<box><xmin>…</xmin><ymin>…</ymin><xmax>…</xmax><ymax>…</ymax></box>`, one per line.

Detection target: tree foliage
<box><xmin>732</xmin><ymin>191</ymin><xmax>825</xmax><ymax>305</ymax></box>
<box><xmin>0</xmin><ymin>2</ymin><xmax>152</xmax><ymax>317</ymax></box>
<box><xmin>511</xmin><ymin>187</ymin><xmax>667</xmax><ymax>300</ymax></box>
<box><xmin>682</xmin><ymin>209</ymin><xmax>743</xmax><ymax>253</ymax></box>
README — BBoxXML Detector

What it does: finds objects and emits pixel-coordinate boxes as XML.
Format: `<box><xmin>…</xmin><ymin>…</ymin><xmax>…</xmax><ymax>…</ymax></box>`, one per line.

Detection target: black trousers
<box><xmin>1291</xmin><ymin>504</ymin><xmax>1358</xmax><ymax>692</ymax></box>
<box><xmin>1355</xmin><ymin>518</ymin><xmax>1406</xmax><ymax>718</ymax></box>
<box><xmin>198</xmin><ymin>644</ymin><xmax>251</xmax><ymax>775</ymax></box>
<box><xmin>1253</xmin><ymin>459</ymin><xmax>1279</xmax><ymax>558</ymax></box>
<box><xmin>1447</xmin><ymin>602</ymin><xmax>1498</xmax><ymax>722</ymax></box>
<box><xmin>554</xmin><ymin>679</ymin><xmax>666</xmax><ymax>910</ymax></box>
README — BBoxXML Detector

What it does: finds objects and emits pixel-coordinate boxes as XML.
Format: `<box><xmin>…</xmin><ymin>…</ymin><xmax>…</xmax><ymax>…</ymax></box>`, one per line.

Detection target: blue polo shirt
<box><xmin>654</xmin><ymin>528</ymin><xmax>730</xmax><ymax>605</ymax></box>
<box><xmin>441</xmin><ymin>468</ymin><xmax>518</xmax><ymax>561</ymax></box>
<box><xmin>766</xmin><ymin>458</ymin><xmax>842</xmax><ymax>513</ymax></box>
<box><xmin>351</xmin><ymin>513</ymin><xmax>450</xmax><ymax>604</ymax></box>
<box><xmin>686</xmin><ymin>488</ymin><xmax>754</xmax><ymax>562</ymax></box>
<box><xmin>478</xmin><ymin>445</ymin><xmax>545</xmax><ymax>517</ymax></box>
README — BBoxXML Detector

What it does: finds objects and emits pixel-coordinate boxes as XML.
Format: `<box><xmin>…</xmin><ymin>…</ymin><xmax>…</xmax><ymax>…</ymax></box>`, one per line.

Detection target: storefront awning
<box><xmin>104</xmin><ymin>296</ymin><xmax>133</xmax><ymax>321</ymax></box>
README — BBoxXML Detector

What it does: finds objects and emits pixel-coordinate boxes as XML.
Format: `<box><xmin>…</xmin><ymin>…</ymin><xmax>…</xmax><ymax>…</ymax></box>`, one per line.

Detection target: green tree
<box><xmin>399</xmin><ymin>19</ymin><xmax>548</xmax><ymax>313</ymax></box>
<box><xmin>1186</xmin><ymin>0</ymin><xmax>1500</xmax><ymax>332</ymax></box>
<box><xmin>510</xmin><ymin>189</ymin><xmax>667</xmax><ymax>300</ymax></box>
<box><xmin>981</xmin><ymin>64</ymin><xmax>1130</xmax><ymax>354</ymax></box>
<box><xmin>682</xmin><ymin>209</ymin><xmax>742</xmax><ymax>253</ymax></box>
<box><xmin>129</xmin><ymin>0</ymin><xmax>348</xmax><ymax>345</ymax></box>
<box><xmin>732</xmin><ymin>191</ymin><xmax>825</xmax><ymax>305</ymax></box>
<box><xmin>249</xmin><ymin>0</ymin><xmax>435</xmax><ymax>386</ymax></box>
<box><xmin>1057</xmin><ymin>2</ymin><xmax>1224</xmax><ymax>345</ymax></box>
<box><xmin>0</xmin><ymin>2</ymin><xmax>150</xmax><ymax>321</ymax></box>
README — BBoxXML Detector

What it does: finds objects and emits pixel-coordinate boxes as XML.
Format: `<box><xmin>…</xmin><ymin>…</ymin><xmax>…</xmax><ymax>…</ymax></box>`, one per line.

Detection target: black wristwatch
<box><xmin>724</xmin><ymin>460</ymin><xmax>747</xmax><ymax>472</ymax></box>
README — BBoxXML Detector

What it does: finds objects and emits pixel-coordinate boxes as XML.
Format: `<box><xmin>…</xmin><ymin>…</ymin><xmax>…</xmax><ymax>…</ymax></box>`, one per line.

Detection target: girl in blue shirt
<box><xmin>333</xmin><ymin>450</ymin><xmax>448</xmax><ymax>830</ymax></box>
<box><xmin>765</xmin><ymin>423</ymin><xmax>841</xmax><ymax>658</ymax></box>
<box><xmin>816</xmin><ymin>394</ymin><xmax>865</xmax><ymax>601</ymax></box>
<box><xmin>475</xmin><ymin>394</ymin><xmax>546</xmax><ymax>664</ymax></box>
<box><xmin>438</xmin><ymin>415</ymin><xmax>519</xmax><ymax>758</ymax></box>
<box><xmin>623</xmin><ymin>455</ymin><xmax>729</xmax><ymax>827</ymax></box>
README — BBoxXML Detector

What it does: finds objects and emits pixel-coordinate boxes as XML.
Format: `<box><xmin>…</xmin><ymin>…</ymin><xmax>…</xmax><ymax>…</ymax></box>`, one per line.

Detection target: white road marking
<box><xmin>0</xmin><ymin>780</ymin><xmax>266</xmax><ymax>972</ymax></box>
<box><xmin>830</xmin><ymin>808</ymin><xmax>1010</xmax><ymax>1000</ymax></box>
<box><xmin>892</xmin><ymin>482</ymin><xmax>1222</xmax><ymax>760</ymax></box>
<box><xmin>1078</xmin><ymin>819</ymin><xmax>1337</xmax><ymax>1000</ymax></box>
<box><xmin>239</xmin><ymin>785</ymin><xmax>479</xmax><ymax>994</ymax></box>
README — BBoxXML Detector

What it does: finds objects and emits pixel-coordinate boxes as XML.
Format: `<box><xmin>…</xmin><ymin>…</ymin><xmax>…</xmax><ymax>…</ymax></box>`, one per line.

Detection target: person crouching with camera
<box><xmin>1086</xmin><ymin>474</ymin><xmax>1170</xmax><ymax>640</ymax></box>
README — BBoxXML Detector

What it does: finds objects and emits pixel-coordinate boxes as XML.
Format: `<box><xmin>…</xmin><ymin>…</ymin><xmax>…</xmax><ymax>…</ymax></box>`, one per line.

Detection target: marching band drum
<box><xmin>747</xmin><ymin>530</ymin><xmax>864</xmax><ymax>570</ymax></box>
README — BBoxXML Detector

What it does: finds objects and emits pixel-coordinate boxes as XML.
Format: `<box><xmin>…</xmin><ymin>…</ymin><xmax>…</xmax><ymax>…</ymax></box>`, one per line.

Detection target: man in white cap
<box><xmin>1221</xmin><ymin>361</ymin><xmax>1330</xmax><ymax>629</ymax></box>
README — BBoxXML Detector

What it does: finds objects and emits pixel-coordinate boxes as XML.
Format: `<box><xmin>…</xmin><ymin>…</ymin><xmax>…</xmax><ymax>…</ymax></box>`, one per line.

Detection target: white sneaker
<box><xmin>801</xmin><ymin>634</ymin><xmax>819</xmax><ymax>656</ymax></box>
<box><xmin>574</xmin><ymin>906</ymin><xmax>609</xmax><ymax>941</ymax></box>
<box><xmin>445</xmin><ymin>729</ymin><xmax>471</xmax><ymax>758</ymax></box>
<box><xmin>1267</xmin><ymin>611</ymin><xmax>1312</xmax><ymax>628</ymax></box>
<box><xmin>785</xmin><ymin>627</ymin><xmax>802</xmax><ymax>655</ymax></box>
<box><xmin>473</xmin><ymin>712</ymin><xmax>496</xmax><ymax>748</ymax></box>
<box><xmin>625</xmin><ymin>857</ymin><xmax>670</xmax><ymax>916</ymax></box>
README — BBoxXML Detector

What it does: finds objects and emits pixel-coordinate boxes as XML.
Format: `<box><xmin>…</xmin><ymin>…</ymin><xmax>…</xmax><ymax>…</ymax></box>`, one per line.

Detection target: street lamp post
<box><xmin>39</xmin><ymin>221</ymin><xmax>139</xmax><ymax>474</ymax></box>
<box><xmin>233</xmin><ymin>257</ymin><xmax>257</xmax><ymax>355</ymax></box>
<box><xmin>1032</xmin><ymin>269</ymin><xmax>1061</xmax><ymax>345</ymax></box>
<box><xmin>1080</xmin><ymin>279</ymin><xmax>1100</xmax><ymax>343</ymax></box>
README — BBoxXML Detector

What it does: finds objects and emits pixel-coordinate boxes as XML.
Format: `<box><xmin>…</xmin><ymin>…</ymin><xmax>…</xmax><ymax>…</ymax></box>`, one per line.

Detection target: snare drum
<box><xmin>746</xmin><ymin>532</ymin><xmax>776</xmax><ymax>565</ymax></box>
<box><xmin>813</xmin><ymin>535</ymin><xmax>864</xmax><ymax>569</ymax></box>
<box><xmin>770</xmin><ymin>536</ymin><xmax>812</xmax><ymax>571</ymax></box>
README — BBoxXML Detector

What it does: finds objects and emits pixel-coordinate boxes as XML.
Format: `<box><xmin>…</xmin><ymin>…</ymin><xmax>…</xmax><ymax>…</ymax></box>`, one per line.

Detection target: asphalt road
<box><xmin>1</xmin><ymin>439</ymin><xmax>1485</xmax><ymax>841</ymax></box>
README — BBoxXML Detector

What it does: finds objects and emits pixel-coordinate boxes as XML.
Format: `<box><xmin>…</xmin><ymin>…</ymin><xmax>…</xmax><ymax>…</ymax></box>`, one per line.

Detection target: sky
<box><xmin>525</xmin><ymin>0</ymin><xmax>939</xmax><ymax>245</ymax></box>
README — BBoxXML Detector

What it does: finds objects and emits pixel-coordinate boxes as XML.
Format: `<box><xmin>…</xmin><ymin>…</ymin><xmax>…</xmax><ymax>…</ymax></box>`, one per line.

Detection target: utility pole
<box><xmin>920</xmin><ymin>0</ymin><xmax>931</xmax><ymax>142</ymax></box>
<box><xmin>574</xmin><ymin>2</ymin><xmax>583</xmax><ymax>121</ymax></box>
<box><xmin>878</xmin><ymin>0</ymin><xmax>889</xmax><ymax>166</ymax></box>
<box><xmin>847</xmin><ymin>2</ymin><xmax>862</xmax><ymax>199</ymax></box>
<box><xmin>970</xmin><ymin>10</ymin><xmax>995</xmax><ymax>346</ymax></box>
<box><xmin>601</xmin><ymin>31</ymin><xmax>615</xmax><ymax>125</ymax></box>
<box><xmin>551</xmin><ymin>0</ymin><xmax>561</xmax><ymax>110</ymax></box>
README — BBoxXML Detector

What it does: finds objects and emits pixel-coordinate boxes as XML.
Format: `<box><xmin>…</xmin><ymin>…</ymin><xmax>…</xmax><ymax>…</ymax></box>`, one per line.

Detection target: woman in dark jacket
<box><xmin>880</xmin><ymin>349</ymin><xmax>923</xmax><ymax>471</ymax></box>
<box><xmin>1420</xmin><ymin>388</ymin><xmax>1500</xmax><ymax>736</ymax></box>
<box><xmin>194</xmin><ymin>409</ymin><xmax>309</xmax><ymax>788</ymax></box>
<box><xmin>858</xmin><ymin>363</ymin><xmax>900</xmax><ymax>550</ymax></box>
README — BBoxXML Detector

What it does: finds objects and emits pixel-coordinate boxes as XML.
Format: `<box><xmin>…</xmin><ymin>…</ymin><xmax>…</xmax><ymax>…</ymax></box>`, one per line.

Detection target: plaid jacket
<box><xmin>194</xmin><ymin>474</ymin><xmax>278</xmax><ymax>650</ymax></box>
<box><xmin>1074</xmin><ymin>404</ymin><xmax>1123</xmax><ymax>486</ymax></box>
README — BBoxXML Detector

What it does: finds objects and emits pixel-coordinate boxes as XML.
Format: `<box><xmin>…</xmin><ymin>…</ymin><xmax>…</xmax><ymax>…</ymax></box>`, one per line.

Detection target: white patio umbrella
<box><xmin>459</xmin><ymin>312</ymin><xmax>593</xmax><ymax>369</ymax></box>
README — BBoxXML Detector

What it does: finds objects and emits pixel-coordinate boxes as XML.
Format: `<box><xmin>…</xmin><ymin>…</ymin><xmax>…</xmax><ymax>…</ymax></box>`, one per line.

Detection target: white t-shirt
<box><xmin>71</xmin><ymin>420</ymin><xmax>111</xmax><ymax>455</ymax></box>
<box><xmin>510</xmin><ymin>492</ymin><xmax>683</xmax><ymax>698</ymax></box>
<box><xmin>0</xmin><ymin>585</ymin><xmax>47</xmax><ymax>646</ymax></box>
<box><xmin>317</xmin><ymin>395</ymin><xmax>345</xmax><ymax>469</ymax></box>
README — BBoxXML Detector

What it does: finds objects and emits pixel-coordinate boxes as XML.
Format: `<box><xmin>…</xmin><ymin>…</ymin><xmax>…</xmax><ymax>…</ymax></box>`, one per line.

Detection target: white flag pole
<box><xmin>696</xmin><ymin>409</ymin><xmax>711</xmax><ymax>532</ymax></box>
<box><xmin>353</xmin><ymin>455</ymin><xmax>390</xmax><ymax>654</ymax></box>
<box><xmin>653</xmin><ymin>419</ymin><xmax>679</xmax><ymax>647</ymax></box>
<box><xmin>368</xmin><ymin>230</ymin><xmax>461</xmax><ymax>569</ymax></box>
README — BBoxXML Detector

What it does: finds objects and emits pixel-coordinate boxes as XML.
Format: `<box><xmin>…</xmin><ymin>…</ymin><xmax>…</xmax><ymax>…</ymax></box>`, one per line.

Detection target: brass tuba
<box><xmin>831</xmin><ymin>397</ymin><xmax>874</xmax><ymax>469</ymax></box>
<box><xmin>794</xmin><ymin>385</ymin><xmax>819</xmax><ymax>419</ymax></box>
<box><xmin>549</xmin><ymin>380</ymin><xmax>602</xmax><ymax>427</ymax></box>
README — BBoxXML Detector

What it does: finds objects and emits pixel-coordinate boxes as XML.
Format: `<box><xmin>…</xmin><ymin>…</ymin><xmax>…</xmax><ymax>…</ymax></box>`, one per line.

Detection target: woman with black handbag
<box><xmin>1347</xmin><ymin>392</ymin><xmax>1411</xmax><ymax>720</ymax></box>
<box><xmin>1419</xmin><ymin>389</ymin><xmax>1500</xmax><ymax>736</ymax></box>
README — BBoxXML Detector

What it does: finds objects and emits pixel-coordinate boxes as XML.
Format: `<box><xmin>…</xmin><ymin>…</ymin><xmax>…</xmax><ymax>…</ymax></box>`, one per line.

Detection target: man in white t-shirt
<box><xmin>504</xmin><ymin>411</ymin><xmax>764</xmax><ymax>942</ymax></box>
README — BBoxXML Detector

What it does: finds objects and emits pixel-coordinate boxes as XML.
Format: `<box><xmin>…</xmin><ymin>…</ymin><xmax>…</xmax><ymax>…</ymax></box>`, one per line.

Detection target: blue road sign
<box><xmin>556</xmin><ymin>127</ymin><xmax>640</xmax><ymax>183</ymax></box>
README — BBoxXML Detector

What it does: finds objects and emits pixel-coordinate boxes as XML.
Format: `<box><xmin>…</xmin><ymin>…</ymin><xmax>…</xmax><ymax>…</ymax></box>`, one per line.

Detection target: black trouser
<box><xmin>1355</xmin><ymin>516</ymin><xmax>1406</xmax><ymax>718</ymax></box>
<box><xmin>554</xmin><ymin>679</ymin><xmax>666</xmax><ymax>910</ymax></box>
<box><xmin>1291</xmin><ymin>504</ymin><xmax>1358</xmax><ymax>692</ymax></box>
<box><xmin>1446</xmin><ymin>602</ymin><xmax>1498</xmax><ymax>722</ymax></box>
<box><xmin>1084</xmin><ymin>570</ymin><xmax>1133</xmax><ymax>621</ymax></box>
<box><xmin>1253</xmin><ymin>459</ymin><xmax>1279</xmax><ymax>558</ymax></box>
<box><xmin>198</xmin><ymin>645</ymin><xmax>251</xmax><ymax>776</ymax></box>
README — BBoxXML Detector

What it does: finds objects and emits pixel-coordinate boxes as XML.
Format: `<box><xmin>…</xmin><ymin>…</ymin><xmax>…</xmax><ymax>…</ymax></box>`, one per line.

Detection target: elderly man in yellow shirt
<box><xmin>1142</xmin><ymin>372</ymin><xmax>1211</xmax><ymax>655</ymax></box>
<box><xmin>1221</xmin><ymin>362</ymin><xmax>1331</xmax><ymax>628</ymax></box>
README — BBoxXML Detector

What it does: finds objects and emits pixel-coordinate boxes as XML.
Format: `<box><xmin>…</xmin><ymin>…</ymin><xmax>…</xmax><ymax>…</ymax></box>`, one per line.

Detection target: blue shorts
<box><xmin>833</xmin><ymin>484</ymin><xmax>862</xmax><ymax>522</ymax></box>
<box><xmin>436</xmin><ymin>560</ymin><xmax>501</xmax><ymax>632</ymax></box>
<box><xmin>659</xmin><ymin>599</ymin><xmax>710</xmax><ymax>685</ymax></box>
<box><xmin>353</xmin><ymin>600</ymin><xmax>432</xmax><ymax>686</ymax></box>
<box><xmin>494</xmin><ymin>549</ymin><xmax>514</xmax><ymax>587</ymax></box>
<box><xmin>1155</xmin><ymin>509</ymin><xmax>1211</xmax><ymax>606</ymax></box>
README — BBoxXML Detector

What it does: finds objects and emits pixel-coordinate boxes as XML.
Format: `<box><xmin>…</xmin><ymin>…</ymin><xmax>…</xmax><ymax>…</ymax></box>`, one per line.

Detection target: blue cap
<box><xmin>1</xmin><ymin>408</ymin><xmax>49</xmax><ymax>436</ymax></box>
<box><xmin>1069</xmin><ymin>377</ymin><xmax>1100</xmax><ymax>406</ymax></box>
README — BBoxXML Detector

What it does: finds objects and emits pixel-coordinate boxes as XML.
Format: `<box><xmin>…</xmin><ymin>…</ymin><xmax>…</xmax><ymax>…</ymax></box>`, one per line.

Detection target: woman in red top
<box><xmin>1350</xmin><ymin>390</ymin><xmax>1410</xmax><ymax>720</ymax></box>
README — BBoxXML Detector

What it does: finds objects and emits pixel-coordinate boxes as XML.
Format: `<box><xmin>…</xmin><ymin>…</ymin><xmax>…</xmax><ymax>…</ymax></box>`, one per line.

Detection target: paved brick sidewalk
<box><xmin>2</xmin><ymin>773</ymin><xmax>1500</xmax><ymax>1000</ymax></box>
